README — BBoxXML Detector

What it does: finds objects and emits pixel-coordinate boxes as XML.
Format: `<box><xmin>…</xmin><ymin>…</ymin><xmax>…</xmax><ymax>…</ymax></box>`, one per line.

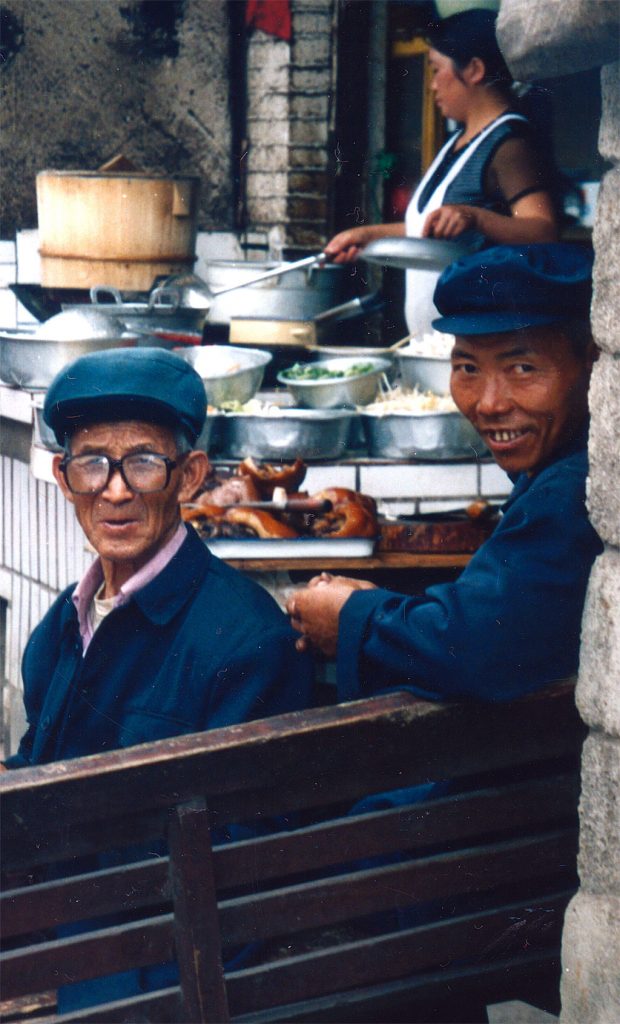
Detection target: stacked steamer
<box><xmin>36</xmin><ymin>166</ymin><xmax>200</xmax><ymax>292</ymax></box>
<box><xmin>361</xmin><ymin>331</ymin><xmax>486</xmax><ymax>460</ymax></box>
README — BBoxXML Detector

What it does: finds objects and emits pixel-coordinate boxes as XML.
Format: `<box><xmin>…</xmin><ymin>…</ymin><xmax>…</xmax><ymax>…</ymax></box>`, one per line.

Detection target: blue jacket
<box><xmin>337</xmin><ymin>434</ymin><xmax>603</xmax><ymax>703</ymax></box>
<box><xmin>7</xmin><ymin>525</ymin><xmax>315</xmax><ymax>768</ymax></box>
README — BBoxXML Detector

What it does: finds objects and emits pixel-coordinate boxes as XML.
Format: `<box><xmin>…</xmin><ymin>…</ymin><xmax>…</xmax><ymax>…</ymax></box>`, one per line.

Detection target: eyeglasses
<box><xmin>59</xmin><ymin>452</ymin><xmax>180</xmax><ymax>495</ymax></box>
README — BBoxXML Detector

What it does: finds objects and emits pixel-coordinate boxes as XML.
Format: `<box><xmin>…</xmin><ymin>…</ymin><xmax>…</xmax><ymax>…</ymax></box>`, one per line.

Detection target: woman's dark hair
<box><xmin>426</xmin><ymin>8</ymin><xmax>513</xmax><ymax>91</ymax></box>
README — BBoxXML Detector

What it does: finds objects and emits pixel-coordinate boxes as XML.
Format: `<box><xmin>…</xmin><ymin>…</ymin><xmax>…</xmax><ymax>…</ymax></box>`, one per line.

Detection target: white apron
<box><xmin>404</xmin><ymin>113</ymin><xmax>527</xmax><ymax>339</ymax></box>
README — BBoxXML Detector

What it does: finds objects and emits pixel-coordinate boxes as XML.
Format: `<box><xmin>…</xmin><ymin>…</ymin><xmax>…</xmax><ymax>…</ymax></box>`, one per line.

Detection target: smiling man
<box><xmin>4</xmin><ymin>347</ymin><xmax>314</xmax><ymax>770</ymax></box>
<box><xmin>288</xmin><ymin>245</ymin><xmax>603</xmax><ymax>702</ymax></box>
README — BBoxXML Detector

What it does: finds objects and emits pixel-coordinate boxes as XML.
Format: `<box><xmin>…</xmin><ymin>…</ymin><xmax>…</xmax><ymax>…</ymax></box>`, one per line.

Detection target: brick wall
<box><xmin>245</xmin><ymin>0</ymin><xmax>336</xmax><ymax>251</ymax></box>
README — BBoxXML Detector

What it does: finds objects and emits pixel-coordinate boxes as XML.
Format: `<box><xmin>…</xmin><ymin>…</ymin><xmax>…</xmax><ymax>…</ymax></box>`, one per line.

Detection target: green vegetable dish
<box><xmin>281</xmin><ymin>362</ymin><xmax>376</xmax><ymax>381</ymax></box>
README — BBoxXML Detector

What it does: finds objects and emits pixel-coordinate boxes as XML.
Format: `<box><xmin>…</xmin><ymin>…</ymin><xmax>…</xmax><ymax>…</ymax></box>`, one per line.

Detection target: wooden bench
<box><xmin>1</xmin><ymin>681</ymin><xmax>583</xmax><ymax>1023</ymax></box>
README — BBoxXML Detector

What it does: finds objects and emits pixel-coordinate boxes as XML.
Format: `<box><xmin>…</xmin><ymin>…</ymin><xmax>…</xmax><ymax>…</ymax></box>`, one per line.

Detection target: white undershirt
<box><xmin>89</xmin><ymin>582</ymin><xmax>117</xmax><ymax>635</ymax></box>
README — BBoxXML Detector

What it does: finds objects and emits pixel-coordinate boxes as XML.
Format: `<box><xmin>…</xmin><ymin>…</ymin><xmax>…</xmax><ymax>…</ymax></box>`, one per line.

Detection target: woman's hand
<box><xmin>287</xmin><ymin>573</ymin><xmax>376</xmax><ymax>656</ymax></box>
<box><xmin>324</xmin><ymin>227</ymin><xmax>374</xmax><ymax>264</ymax></box>
<box><xmin>422</xmin><ymin>204</ymin><xmax>479</xmax><ymax>239</ymax></box>
<box><xmin>324</xmin><ymin>223</ymin><xmax>406</xmax><ymax>264</ymax></box>
<box><xmin>424</xmin><ymin>194</ymin><xmax>557</xmax><ymax>246</ymax></box>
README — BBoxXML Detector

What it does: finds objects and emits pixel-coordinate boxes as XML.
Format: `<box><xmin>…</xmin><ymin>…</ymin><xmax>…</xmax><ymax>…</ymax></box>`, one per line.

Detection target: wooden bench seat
<box><xmin>0</xmin><ymin>681</ymin><xmax>583</xmax><ymax>1023</ymax></box>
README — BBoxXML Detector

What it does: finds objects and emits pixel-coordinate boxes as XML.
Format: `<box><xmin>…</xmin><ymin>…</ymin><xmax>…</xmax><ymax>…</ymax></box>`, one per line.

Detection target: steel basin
<box><xmin>221</xmin><ymin>408</ymin><xmax>356</xmax><ymax>460</ymax></box>
<box><xmin>361</xmin><ymin>410</ymin><xmax>487</xmax><ymax>461</ymax></box>
<box><xmin>0</xmin><ymin>328</ymin><xmax>138</xmax><ymax>389</ymax></box>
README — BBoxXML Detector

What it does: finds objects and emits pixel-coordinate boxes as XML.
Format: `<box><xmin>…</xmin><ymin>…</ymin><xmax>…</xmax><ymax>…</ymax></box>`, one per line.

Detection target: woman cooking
<box><xmin>325</xmin><ymin>8</ymin><xmax>559</xmax><ymax>338</ymax></box>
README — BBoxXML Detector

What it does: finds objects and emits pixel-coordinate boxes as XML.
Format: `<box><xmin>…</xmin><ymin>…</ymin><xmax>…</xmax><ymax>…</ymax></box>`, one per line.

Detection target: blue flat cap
<box><xmin>44</xmin><ymin>347</ymin><xmax>207</xmax><ymax>445</ymax></box>
<box><xmin>432</xmin><ymin>244</ymin><xmax>594</xmax><ymax>335</ymax></box>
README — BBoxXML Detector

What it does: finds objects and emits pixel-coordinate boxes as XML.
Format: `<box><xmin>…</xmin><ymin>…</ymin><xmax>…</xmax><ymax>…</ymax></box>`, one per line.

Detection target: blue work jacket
<box><xmin>7</xmin><ymin>525</ymin><xmax>315</xmax><ymax>769</ymax></box>
<box><xmin>337</xmin><ymin>433</ymin><xmax>603</xmax><ymax>703</ymax></box>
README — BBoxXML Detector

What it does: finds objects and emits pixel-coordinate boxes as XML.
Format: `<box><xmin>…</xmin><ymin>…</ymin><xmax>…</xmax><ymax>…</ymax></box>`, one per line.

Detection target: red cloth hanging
<box><xmin>245</xmin><ymin>0</ymin><xmax>292</xmax><ymax>42</ymax></box>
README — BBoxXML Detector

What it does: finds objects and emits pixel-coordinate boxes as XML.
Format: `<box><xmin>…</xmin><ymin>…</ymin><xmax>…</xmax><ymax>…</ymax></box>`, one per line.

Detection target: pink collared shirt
<box><xmin>72</xmin><ymin>522</ymin><xmax>187</xmax><ymax>654</ymax></box>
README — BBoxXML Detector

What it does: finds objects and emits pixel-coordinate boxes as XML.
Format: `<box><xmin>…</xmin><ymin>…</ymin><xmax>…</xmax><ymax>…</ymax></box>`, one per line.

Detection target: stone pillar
<box><xmin>497</xmin><ymin>4</ymin><xmax>620</xmax><ymax>1022</ymax></box>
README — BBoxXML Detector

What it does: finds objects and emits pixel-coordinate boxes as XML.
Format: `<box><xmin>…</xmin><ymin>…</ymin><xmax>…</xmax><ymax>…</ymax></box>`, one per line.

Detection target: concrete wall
<box><xmin>0</xmin><ymin>0</ymin><xmax>339</xmax><ymax>250</ymax></box>
<box><xmin>0</xmin><ymin>0</ymin><xmax>234</xmax><ymax>236</ymax></box>
<box><xmin>497</xmin><ymin>4</ymin><xmax>620</xmax><ymax>1022</ymax></box>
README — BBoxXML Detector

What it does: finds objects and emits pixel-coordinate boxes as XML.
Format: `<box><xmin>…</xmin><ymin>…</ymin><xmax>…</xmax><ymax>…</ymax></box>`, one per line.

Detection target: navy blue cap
<box><xmin>44</xmin><ymin>347</ymin><xmax>207</xmax><ymax>445</ymax></box>
<box><xmin>432</xmin><ymin>244</ymin><xmax>594</xmax><ymax>336</ymax></box>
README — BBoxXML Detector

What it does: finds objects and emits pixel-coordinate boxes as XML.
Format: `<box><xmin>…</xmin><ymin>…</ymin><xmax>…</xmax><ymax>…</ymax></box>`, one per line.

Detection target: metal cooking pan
<box><xmin>63</xmin><ymin>286</ymin><xmax>208</xmax><ymax>336</ymax></box>
<box><xmin>228</xmin><ymin>292</ymin><xmax>384</xmax><ymax>348</ymax></box>
<box><xmin>360</xmin><ymin>237</ymin><xmax>475</xmax><ymax>271</ymax></box>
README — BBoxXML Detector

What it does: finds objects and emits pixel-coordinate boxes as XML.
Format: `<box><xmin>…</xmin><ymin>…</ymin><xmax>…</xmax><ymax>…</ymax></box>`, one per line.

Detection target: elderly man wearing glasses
<box><xmin>4</xmin><ymin>347</ymin><xmax>314</xmax><ymax>771</ymax></box>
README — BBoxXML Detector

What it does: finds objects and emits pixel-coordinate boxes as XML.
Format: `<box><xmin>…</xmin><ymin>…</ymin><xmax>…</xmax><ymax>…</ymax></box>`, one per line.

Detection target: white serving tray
<box><xmin>204</xmin><ymin>537</ymin><xmax>375</xmax><ymax>559</ymax></box>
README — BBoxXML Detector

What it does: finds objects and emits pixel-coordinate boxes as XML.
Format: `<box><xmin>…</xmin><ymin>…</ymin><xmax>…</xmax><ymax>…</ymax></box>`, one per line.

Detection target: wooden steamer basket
<box><xmin>36</xmin><ymin>165</ymin><xmax>200</xmax><ymax>291</ymax></box>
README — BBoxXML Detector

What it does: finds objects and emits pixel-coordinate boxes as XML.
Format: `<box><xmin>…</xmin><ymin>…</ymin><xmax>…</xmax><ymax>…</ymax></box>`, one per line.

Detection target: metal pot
<box><xmin>63</xmin><ymin>286</ymin><xmax>208</xmax><ymax>338</ymax></box>
<box><xmin>201</xmin><ymin>259</ymin><xmax>363</xmax><ymax>324</ymax></box>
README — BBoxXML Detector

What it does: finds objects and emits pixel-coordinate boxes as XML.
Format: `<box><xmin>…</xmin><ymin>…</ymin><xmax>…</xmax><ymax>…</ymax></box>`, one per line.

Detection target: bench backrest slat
<box><xmin>0</xmin><ymin>684</ymin><xmax>582</xmax><ymax>1022</ymax></box>
<box><xmin>224</xmin><ymin>892</ymin><xmax>570</xmax><ymax>1017</ymax></box>
<box><xmin>1</xmin><ymin>771</ymin><xmax>577</xmax><ymax>942</ymax></box>
<box><xmin>1</xmin><ymin>686</ymin><xmax>582</xmax><ymax>864</ymax></box>
<box><xmin>1</xmin><ymin>915</ymin><xmax>174</xmax><ymax>1003</ymax></box>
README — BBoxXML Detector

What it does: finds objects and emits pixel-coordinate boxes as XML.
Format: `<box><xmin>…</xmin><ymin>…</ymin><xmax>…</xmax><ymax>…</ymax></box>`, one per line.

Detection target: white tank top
<box><xmin>403</xmin><ymin>113</ymin><xmax>527</xmax><ymax>340</ymax></box>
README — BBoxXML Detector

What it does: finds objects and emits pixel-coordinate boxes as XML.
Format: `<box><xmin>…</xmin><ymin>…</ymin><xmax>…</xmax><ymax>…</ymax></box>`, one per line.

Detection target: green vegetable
<box><xmin>282</xmin><ymin>362</ymin><xmax>375</xmax><ymax>381</ymax></box>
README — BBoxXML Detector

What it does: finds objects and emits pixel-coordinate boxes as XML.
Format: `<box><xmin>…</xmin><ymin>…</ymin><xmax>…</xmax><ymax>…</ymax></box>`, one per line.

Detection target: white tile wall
<box><xmin>0</xmin><ymin>239</ymin><xmax>17</xmax><ymax>329</ymax></box>
<box><xmin>303</xmin><ymin>464</ymin><xmax>357</xmax><ymax>492</ymax></box>
<box><xmin>480</xmin><ymin>462</ymin><xmax>513</xmax><ymax>497</ymax></box>
<box><xmin>16</xmin><ymin>230</ymin><xmax>41</xmax><ymax>284</ymax></box>
<box><xmin>359</xmin><ymin>462</ymin><xmax>479</xmax><ymax>500</ymax></box>
<box><xmin>0</xmin><ymin>240</ymin><xmax>16</xmax><ymax>265</ymax></box>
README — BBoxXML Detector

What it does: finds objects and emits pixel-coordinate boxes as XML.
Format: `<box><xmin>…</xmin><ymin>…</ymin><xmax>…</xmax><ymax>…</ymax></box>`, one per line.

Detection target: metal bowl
<box><xmin>221</xmin><ymin>408</ymin><xmax>356</xmax><ymax>460</ymax></box>
<box><xmin>361</xmin><ymin>410</ymin><xmax>487</xmax><ymax>461</ymax></box>
<box><xmin>313</xmin><ymin>345</ymin><xmax>398</xmax><ymax>383</ymax></box>
<box><xmin>277</xmin><ymin>357</ymin><xmax>391</xmax><ymax>409</ymax></box>
<box><xmin>396</xmin><ymin>351</ymin><xmax>452</xmax><ymax>395</ymax></box>
<box><xmin>173</xmin><ymin>345</ymin><xmax>272</xmax><ymax>407</ymax></box>
<box><xmin>0</xmin><ymin>328</ymin><xmax>138</xmax><ymax>389</ymax></box>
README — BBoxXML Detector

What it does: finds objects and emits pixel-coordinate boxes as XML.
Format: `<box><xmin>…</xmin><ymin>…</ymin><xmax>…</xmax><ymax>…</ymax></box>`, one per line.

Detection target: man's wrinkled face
<box><xmin>53</xmin><ymin>420</ymin><xmax>205</xmax><ymax>573</ymax></box>
<box><xmin>450</xmin><ymin>326</ymin><xmax>595</xmax><ymax>476</ymax></box>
